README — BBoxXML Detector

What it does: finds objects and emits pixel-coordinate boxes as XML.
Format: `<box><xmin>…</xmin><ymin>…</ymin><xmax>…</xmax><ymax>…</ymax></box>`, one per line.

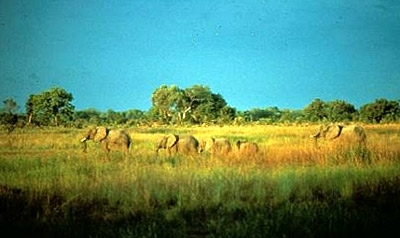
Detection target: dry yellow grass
<box><xmin>1</xmin><ymin>124</ymin><xmax>400</xmax><ymax>237</ymax></box>
<box><xmin>1</xmin><ymin>124</ymin><xmax>399</xmax><ymax>169</ymax></box>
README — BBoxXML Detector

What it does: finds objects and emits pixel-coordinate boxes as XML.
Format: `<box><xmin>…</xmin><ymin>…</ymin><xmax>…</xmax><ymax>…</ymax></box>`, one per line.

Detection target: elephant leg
<box><xmin>82</xmin><ymin>141</ymin><xmax>88</xmax><ymax>153</ymax></box>
<box><xmin>168</xmin><ymin>146</ymin><xmax>178</xmax><ymax>156</ymax></box>
<box><xmin>101</xmin><ymin>141</ymin><xmax>110</xmax><ymax>152</ymax></box>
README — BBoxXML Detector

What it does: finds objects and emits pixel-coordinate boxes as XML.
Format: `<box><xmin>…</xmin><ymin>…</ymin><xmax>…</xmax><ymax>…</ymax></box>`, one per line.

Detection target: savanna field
<box><xmin>1</xmin><ymin>124</ymin><xmax>400</xmax><ymax>237</ymax></box>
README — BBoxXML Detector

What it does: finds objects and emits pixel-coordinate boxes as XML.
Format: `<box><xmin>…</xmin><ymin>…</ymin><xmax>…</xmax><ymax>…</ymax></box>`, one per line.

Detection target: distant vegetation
<box><xmin>1</xmin><ymin>85</ymin><xmax>400</xmax><ymax>130</ymax></box>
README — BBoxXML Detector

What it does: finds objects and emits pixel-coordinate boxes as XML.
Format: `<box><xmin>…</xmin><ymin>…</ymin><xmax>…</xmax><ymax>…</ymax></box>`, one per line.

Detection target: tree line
<box><xmin>1</xmin><ymin>85</ymin><xmax>400</xmax><ymax>130</ymax></box>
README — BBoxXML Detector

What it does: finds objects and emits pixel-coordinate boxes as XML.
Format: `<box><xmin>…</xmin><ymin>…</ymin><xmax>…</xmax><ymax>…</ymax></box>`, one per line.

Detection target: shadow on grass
<box><xmin>2</xmin><ymin>177</ymin><xmax>400</xmax><ymax>237</ymax></box>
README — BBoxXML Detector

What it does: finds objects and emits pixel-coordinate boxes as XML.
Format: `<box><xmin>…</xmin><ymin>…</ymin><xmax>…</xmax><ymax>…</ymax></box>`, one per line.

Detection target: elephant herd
<box><xmin>80</xmin><ymin>126</ymin><xmax>259</xmax><ymax>156</ymax></box>
<box><xmin>154</xmin><ymin>134</ymin><xmax>260</xmax><ymax>156</ymax></box>
<box><xmin>80</xmin><ymin>124</ymin><xmax>367</xmax><ymax>156</ymax></box>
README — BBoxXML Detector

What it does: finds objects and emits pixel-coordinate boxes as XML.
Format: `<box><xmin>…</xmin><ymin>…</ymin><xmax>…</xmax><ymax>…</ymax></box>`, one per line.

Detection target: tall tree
<box><xmin>26</xmin><ymin>94</ymin><xmax>41</xmax><ymax>125</ymax></box>
<box><xmin>150</xmin><ymin>84</ymin><xmax>235</xmax><ymax>125</ymax></box>
<box><xmin>181</xmin><ymin>85</ymin><xmax>235</xmax><ymax>124</ymax></box>
<box><xmin>25</xmin><ymin>87</ymin><xmax>75</xmax><ymax>126</ymax></box>
<box><xmin>151</xmin><ymin>85</ymin><xmax>182</xmax><ymax>124</ymax></box>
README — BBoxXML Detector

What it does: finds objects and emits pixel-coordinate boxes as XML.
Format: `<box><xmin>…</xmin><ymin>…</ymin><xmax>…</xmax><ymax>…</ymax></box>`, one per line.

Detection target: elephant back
<box><xmin>108</xmin><ymin>130</ymin><xmax>131</xmax><ymax>143</ymax></box>
<box><xmin>213</xmin><ymin>138</ymin><xmax>232</xmax><ymax>154</ymax></box>
<box><xmin>179</xmin><ymin>135</ymin><xmax>199</xmax><ymax>153</ymax></box>
<box><xmin>94</xmin><ymin>126</ymin><xmax>108</xmax><ymax>142</ymax></box>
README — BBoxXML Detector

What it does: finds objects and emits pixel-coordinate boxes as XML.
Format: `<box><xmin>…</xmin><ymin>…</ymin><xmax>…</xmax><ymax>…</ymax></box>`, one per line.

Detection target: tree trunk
<box><xmin>54</xmin><ymin>115</ymin><xmax>59</xmax><ymax>126</ymax></box>
<box><xmin>27</xmin><ymin>113</ymin><xmax>33</xmax><ymax>126</ymax></box>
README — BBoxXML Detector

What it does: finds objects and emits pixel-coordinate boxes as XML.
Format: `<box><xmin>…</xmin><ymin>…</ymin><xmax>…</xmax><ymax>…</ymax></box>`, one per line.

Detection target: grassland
<box><xmin>1</xmin><ymin>124</ymin><xmax>400</xmax><ymax>237</ymax></box>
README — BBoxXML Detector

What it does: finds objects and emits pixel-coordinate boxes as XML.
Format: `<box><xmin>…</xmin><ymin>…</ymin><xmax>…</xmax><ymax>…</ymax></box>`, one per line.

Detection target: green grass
<box><xmin>1</xmin><ymin>125</ymin><xmax>400</xmax><ymax>237</ymax></box>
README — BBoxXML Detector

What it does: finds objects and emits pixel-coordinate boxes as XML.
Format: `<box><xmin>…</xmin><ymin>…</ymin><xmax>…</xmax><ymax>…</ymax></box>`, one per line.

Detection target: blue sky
<box><xmin>1</xmin><ymin>0</ymin><xmax>399</xmax><ymax>112</ymax></box>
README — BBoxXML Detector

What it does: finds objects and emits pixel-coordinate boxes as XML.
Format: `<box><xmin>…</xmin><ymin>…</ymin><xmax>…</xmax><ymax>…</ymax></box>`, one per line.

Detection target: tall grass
<box><xmin>1</xmin><ymin>124</ymin><xmax>400</xmax><ymax>237</ymax></box>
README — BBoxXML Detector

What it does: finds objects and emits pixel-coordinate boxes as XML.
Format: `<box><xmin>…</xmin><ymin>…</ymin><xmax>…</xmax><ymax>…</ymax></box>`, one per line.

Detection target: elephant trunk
<box><xmin>82</xmin><ymin>140</ymin><xmax>88</xmax><ymax>153</ymax></box>
<box><xmin>310</xmin><ymin>131</ymin><xmax>320</xmax><ymax>139</ymax></box>
<box><xmin>155</xmin><ymin>145</ymin><xmax>161</xmax><ymax>153</ymax></box>
<box><xmin>309</xmin><ymin>133</ymin><xmax>319</xmax><ymax>148</ymax></box>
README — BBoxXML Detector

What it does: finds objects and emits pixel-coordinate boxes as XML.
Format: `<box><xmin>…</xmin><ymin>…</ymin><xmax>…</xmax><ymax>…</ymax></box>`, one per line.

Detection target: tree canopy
<box><xmin>1</xmin><ymin>85</ymin><xmax>399</xmax><ymax>129</ymax></box>
<box><xmin>150</xmin><ymin>84</ymin><xmax>236</xmax><ymax>125</ymax></box>
<box><xmin>359</xmin><ymin>99</ymin><xmax>400</xmax><ymax>123</ymax></box>
<box><xmin>303</xmin><ymin>99</ymin><xmax>356</xmax><ymax>122</ymax></box>
<box><xmin>26</xmin><ymin>87</ymin><xmax>75</xmax><ymax>126</ymax></box>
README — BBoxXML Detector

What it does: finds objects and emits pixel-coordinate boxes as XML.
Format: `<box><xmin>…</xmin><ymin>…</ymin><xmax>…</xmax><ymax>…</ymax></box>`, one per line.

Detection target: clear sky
<box><xmin>1</xmin><ymin>0</ymin><xmax>399</xmax><ymax>112</ymax></box>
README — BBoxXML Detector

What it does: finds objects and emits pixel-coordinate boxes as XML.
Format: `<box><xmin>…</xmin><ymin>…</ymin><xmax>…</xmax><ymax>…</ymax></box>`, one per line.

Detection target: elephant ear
<box><xmin>326</xmin><ymin>125</ymin><xmax>342</xmax><ymax>140</ymax></box>
<box><xmin>205</xmin><ymin>137</ymin><xmax>215</xmax><ymax>151</ymax></box>
<box><xmin>166</xmin><ymin>134</ymin><xmax>178</xmax><ymax>148</ymax></box>
<box><xmin>312</xmin><ymin>125</ymin><xmax>324</xmax><ymax>138</ymax></box>
<box><xmin>94</xmin><ymin>126</ymin><xmax>108</xmax><ymax>142</ymax></box>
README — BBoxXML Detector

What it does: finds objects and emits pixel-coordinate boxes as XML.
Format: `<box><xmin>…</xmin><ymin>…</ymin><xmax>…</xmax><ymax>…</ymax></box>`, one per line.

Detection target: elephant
<box><xmin>80</xmin><ymin>126</ymin><xmax>131</xmax><ymax>153</ymax></box>
<box><xmin>198</xmin><ymin>137</ymin><xmax>232</xmax><ymax>155</ymax></box>
<box><xmin>236</xmin><ymin>140</ymin><xmax>259</xmax><ymax>155</ymax></box>
<box><xmin>156</xmin><ymin>134</ymin><xmax>199</xmax><ymax>156</ymax></box>
<box><xmin>310</xmin><ymin>124</ymin><xmax>367</xmax><ymax>147</ymax></box>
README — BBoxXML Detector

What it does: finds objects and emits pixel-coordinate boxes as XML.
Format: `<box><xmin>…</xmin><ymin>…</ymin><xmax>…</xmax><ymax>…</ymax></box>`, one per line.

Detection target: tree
<box><xmin>303</xmin><ymin>98</ymin><xmax>327</xmax><ymax>122</ymax></box>
<box><xmin>217</xmin><ymin>105</ymin><xmax>237</xmax><ymax>124</ymax></box>
<box><xmin>325</xmin><ymin>100</ymin><xmax>356</xmax><ymax>122</ymax></box>
<box><xmin>125</xmin><ymin>109</ymin><xmax>148</xmax><ymax>126</ymax></box>
<box><xmin>359</xmin><ymin>99</ymin><xmax>400</xmax><ymax>123</ymax></box>
<box><xmin>279</xmin><ymin>109</ymin><xmax>305</xmax><ymax>124</ymax></box>
<box><xmin>151</xmin><ymin>85</ymin><xmax>182</xmax><ymax>124</ymax></box>
<box><xmin>2</xmin><ymin>98</ymin><xmax>19</xmax><ymax>114</ymax></box>
<box><xmin>245</xmin><ymin>107</ymin><xmax>281</xmax><ymax>123</ymax></box>
<box><xmin>25</xmin><ymin>87</ymin><xmax>75</xmax><ymax>126</ymax></box>
<box><xmin>26</xmin><ymin>94</ymin><xmax>40</xmax><ymax>125</ymax></box>
<box><xmin>102</xmin><ymin>109</ymin><xmax>127</xmax><ymax>125</ymax></box>
<box><xmin>150</xmin><ymin>84</ymin><xmax>235</xmax><ymax>125</ymax></box>
<box><xmin>181</xmin><ymin>85</ymin><xmax>211</xmax><ymax>123</ymax></box>
<box><xmin>75</xmin><ymin>108</ymin><xmax>102</xmax><ymax>127</ymax></box>
<box><xmin>0</xmin><ymin>98</ymin><xmax>19</xmax><ymax>132</ymax></box>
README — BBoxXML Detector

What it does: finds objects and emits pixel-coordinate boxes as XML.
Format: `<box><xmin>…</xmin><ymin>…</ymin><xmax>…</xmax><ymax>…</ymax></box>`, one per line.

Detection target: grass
<box><xmin>1</xmin><ymin>124</ymin><xmax>400</xmax><ymax>237</ymax></box>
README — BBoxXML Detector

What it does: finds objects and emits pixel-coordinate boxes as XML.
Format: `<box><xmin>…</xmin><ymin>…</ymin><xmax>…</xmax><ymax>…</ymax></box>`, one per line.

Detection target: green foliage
<box><xmin>279</xmin><ymin>109</ymin><xmax>305</xmax><ymax>123</ymax></box>
<box><xmin>325</xmin><ymin>100</ymin><xmax>357</xmax><ymax>122</ymax></box>
<box><xmin>244</xmin><ymin>106</ymin><xmax>282</xmax><ymax>123</ymax></box>
<box><xmin>74</xmin><ymin>108</ymin><xmax>102</xmax><ymax>127</ymax></box>
<box><xmin>150</xmin><ymin>84</ymin><xmax>236</xmax><ymax>125</ymax></box>
<box><xmin>0</xmin><ymin>98</ymin><xmax>20</xmax><ymax>132</ymax></box>
<box><xmin>304</xmin><ymin>98</ymin><xmax>357</xmax><ymax>123</ymax></box>
<box><xmin>74</xmin><ymin>108</ymin><xmax>148</xmax><ymax>127</ymax></box>
<box><xmin>2</xmin><ymin>83</ymin><xmax>399</xmax><ymax>127</ymax></box>
<box><xmin>26</xmin><ymin>87</ymin><xmax>75</xmax><ymax>126</ymax></box>
<box><xmin>304</xmin><ymin>98</ymin><xmax>327</xmax><ymax>122</ymax></box>
<box><xmin>359</xmin><ymin>98</ymin><xmax>400</xmax><ymax>123</ymax></box>
<box><xmin>151</xmin><ymin>84</ymin><xmax>181</xmax><ymax>124</ymax></box>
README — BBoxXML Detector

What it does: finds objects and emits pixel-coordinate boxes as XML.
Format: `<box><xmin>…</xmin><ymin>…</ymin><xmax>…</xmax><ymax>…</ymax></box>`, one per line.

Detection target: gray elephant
<box><xmin>310</xmin><ymin>124</ymin><xmax>367</xmax><ymax>146</ymax></box>
<box><xmin>199</xmin><ymin>137</ymin><xmax>232</xmax><ymax>155</ymax></box>
<box><xmin>80</xmin><ymin>126</ymin><xmax>131</xmax><ymax>153</ymax></box>
<box><xmin>156</xmin><ymin>134</ymin><xmax>199</xmax><ymax>156</ymax></box>
<box><xmin>236</xmin><ymin>140</ymin><xmax>259</xmax><ymax>155</ymax></box>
